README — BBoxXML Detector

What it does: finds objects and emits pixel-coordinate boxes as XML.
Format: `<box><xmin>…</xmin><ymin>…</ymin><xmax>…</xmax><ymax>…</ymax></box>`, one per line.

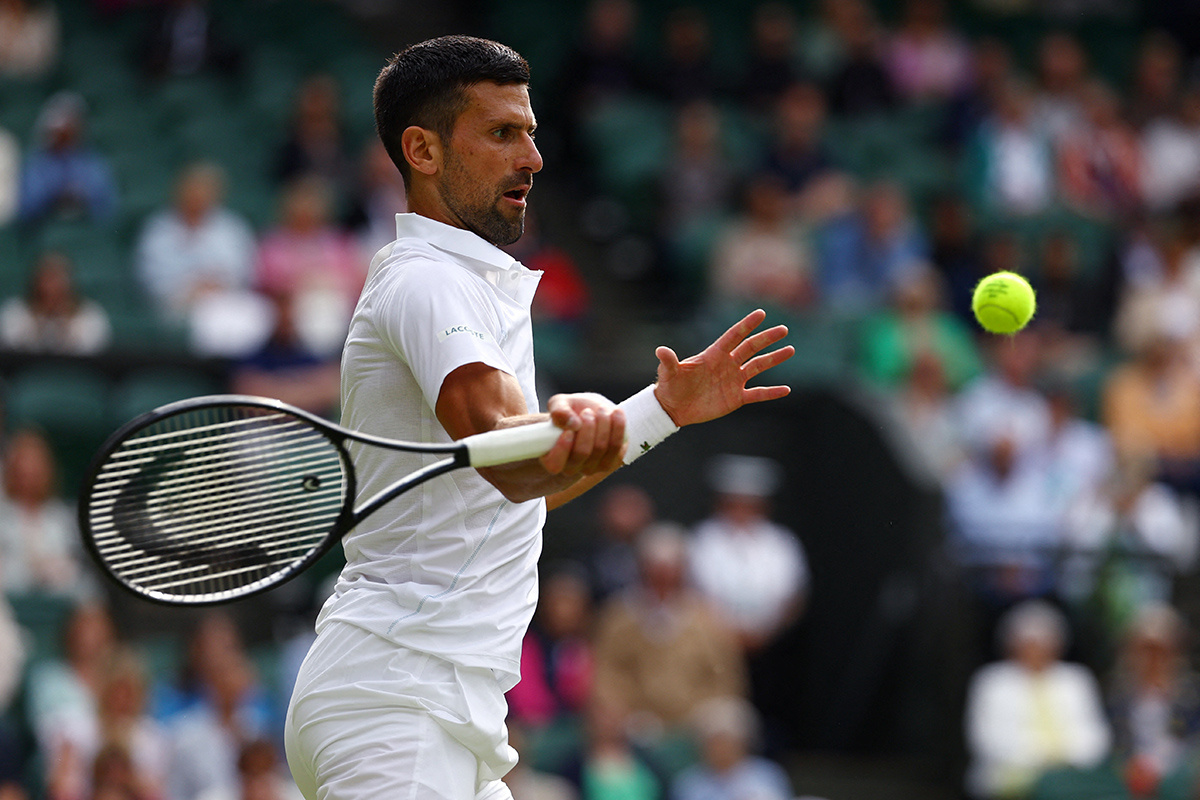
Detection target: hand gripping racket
<box><xmin>78</xmin><ymin>395</ymin><xmax>562</xmax><ymax>606</ymax></box>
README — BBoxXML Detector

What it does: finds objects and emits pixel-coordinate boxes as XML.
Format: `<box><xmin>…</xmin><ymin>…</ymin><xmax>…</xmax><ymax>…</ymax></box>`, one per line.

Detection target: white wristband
<box><xmin>617</xmin><ymin>384</ymin><xmax>679</xmax><ymax>464</ymax></box>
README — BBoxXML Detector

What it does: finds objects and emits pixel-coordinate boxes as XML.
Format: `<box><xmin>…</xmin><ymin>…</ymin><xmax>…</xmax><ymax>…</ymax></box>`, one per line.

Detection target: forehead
<box><xmin>456</xmin><ymin>81</ymin><xmax>535</xmax><ymax>126</ymax></box>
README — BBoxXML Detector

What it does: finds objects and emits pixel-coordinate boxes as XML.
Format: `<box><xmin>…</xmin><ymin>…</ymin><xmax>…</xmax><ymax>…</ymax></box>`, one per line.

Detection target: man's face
<box><xmin>439</xmin><ymin>81</ymin><xmax>542</xmax><ymax>246</ymax></box>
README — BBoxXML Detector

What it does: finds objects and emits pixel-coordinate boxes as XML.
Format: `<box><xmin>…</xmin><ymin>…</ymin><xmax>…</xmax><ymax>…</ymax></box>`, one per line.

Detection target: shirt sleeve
<box><xmin>372</xmin><ymin>257</ymin><xmax>516</xmax><ymax>411</ymax></box>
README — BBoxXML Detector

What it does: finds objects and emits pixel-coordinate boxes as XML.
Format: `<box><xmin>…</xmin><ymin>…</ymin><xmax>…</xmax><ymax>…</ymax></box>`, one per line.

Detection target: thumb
<box><xmin>655</xmin><ymin>346</ymin><xmax>680</xmax><ymax>379</ymax></box>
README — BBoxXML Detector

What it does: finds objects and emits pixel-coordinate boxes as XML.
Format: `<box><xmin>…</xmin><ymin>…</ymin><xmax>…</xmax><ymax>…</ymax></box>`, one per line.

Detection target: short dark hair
<box><xmin>374</xmin><ymin>35</ymin><xmax>531</xmax><ymax>187</ymax></box>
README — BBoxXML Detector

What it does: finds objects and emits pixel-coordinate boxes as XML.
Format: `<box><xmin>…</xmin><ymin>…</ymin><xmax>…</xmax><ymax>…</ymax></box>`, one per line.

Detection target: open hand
<box><xmin>653</xmin><ymin>309</ymin><xmax>794</xmax><ymax>427</ymax></box>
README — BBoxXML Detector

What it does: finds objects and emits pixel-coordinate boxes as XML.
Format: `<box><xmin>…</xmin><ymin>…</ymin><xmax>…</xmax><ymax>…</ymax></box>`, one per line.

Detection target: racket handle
<box><xmin>463</xmin><ymin>420</ymin><xmax>563</xmax><ymax>467</ymax></box>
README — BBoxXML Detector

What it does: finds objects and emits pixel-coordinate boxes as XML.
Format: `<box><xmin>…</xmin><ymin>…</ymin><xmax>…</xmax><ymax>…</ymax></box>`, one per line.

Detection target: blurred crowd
<box><xmin>6</xmin><ymin>0</ymin><xmax>1200</xmax><ymax>798</ymax></box>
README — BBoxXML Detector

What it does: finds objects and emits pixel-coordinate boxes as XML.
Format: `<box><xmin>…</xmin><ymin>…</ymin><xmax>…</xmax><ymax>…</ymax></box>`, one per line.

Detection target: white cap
<box><xmin>707</xmin><ymin>454</ymin><xmax>782</xmax><ymax>497</ymax></box>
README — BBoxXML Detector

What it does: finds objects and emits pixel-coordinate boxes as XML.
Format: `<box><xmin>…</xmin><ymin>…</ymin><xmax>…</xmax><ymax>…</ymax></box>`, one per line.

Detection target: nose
<box><xmin>517</xmin><ymin>132</ymin><xmax>543</xmax><ymax>174</ymax></box>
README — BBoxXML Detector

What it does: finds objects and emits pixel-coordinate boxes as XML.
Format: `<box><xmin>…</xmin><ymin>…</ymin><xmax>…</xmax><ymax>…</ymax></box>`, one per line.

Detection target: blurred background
<box><xmin>4</xmin><ymin>0</ymin><xmax>1200</xmax><ymax>798</ymax></box>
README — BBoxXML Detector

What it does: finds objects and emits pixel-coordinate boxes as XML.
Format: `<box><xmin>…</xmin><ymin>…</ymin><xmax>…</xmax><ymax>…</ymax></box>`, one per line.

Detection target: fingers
<box><xmin>538</xmin><ymin>428</ymin><xmax>576</xmax><ymax>474</ymax></box>
<box><xmin>540</xmin><ymin>407</ymin><xmax>626</xmax><ymax>476</ymax></box>
<box><xmin>731</xmin><ymin>324</ymin><xmax>789</xmax><ymax>364</ymax></box>
<box><xmin>546</xmin><ymin>395</ymin><xmax>583</xmax><ymax>432</ymax></box>
<box><xmin>743</xmin><ymin>344</ymin><xmax>795</xmax><ymax>379</ymax></box>
<box><xmin>742</xmin><ymin>384</ymin><xmax>791</xmax><ymax>404</ymax></box>
<box><xmin>713</xmin><ymin>308</ymin><xmax>769</xmax><ymax>352</ymax></box>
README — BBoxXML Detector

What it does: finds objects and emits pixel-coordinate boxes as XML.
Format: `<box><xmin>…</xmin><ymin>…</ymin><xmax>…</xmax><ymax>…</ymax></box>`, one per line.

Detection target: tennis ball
<box><xmin>972</xmin><ymin>271</ymin><xmax>1036</xmax><ymax>335</ymax></box>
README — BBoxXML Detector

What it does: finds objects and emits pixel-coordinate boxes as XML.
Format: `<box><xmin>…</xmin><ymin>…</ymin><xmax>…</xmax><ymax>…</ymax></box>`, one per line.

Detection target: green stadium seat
<box><xmin>7</xmin><ymin>363</ymin><xmax>113</xmax><ymax>495</ymax></box>
<box><xmin>108</xmin><ymin>367</ymin><xmax>220</xmax><ymax>426</ymax></box>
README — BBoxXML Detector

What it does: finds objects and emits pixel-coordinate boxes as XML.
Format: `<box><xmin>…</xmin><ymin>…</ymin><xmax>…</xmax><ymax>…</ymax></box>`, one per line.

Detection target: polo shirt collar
<box><xmin>395</xmin><ymin>212</ymin><xmax>520</xmax><ymax>271</ymax></box>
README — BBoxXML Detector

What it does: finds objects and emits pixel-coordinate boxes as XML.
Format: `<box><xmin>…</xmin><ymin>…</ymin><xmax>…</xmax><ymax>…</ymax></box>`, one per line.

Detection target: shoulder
<box><xmin>370</xmin><ymin>246</ymin><xmax>494</xmax><ymax>307</ymax></box>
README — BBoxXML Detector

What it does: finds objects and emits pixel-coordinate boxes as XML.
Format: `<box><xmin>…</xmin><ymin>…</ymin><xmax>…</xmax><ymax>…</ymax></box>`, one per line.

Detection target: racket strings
<box><xmin>84</xmin><ymin>405</ymin><xmax>348</xmax><ymax>602</ymax></box>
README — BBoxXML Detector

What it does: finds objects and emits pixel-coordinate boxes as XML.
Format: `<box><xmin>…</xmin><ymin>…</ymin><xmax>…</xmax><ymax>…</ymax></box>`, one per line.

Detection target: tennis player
<box><xmin>284</xmin><ymin>35</ymin><xmax>795</xmax><ymax>800</ymax></box>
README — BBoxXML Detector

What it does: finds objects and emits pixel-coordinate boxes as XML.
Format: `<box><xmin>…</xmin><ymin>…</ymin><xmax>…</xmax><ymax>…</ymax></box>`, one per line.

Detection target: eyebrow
<box><xmin>486</xmin><ymin>116</ymin><xmax>537</xmax><ymax>133</ymax></box>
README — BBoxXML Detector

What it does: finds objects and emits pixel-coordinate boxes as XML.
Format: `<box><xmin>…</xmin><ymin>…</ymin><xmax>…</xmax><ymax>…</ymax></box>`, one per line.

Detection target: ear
<box><xmin>401</xmin><ymin>125</ymin><xmax>442</xmax><ymax>178</ymax></box>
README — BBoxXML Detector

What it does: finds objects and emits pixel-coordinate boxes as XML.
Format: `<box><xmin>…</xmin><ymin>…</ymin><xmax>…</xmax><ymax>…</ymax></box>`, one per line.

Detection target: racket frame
<box><xmin>78</xmin><ymin>394</ymin><xmax>474</xmax><ymax>606</ymax></box>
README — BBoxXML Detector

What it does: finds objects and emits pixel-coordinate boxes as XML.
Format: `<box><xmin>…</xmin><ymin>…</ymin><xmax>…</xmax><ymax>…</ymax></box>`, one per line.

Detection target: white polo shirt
<box><xmin>318</xmin><ymin>212</ymin><xmax>544</xmax><ymax>687</ymax></box>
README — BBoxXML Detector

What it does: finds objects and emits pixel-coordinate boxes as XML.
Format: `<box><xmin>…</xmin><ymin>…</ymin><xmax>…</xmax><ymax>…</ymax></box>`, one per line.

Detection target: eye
<box><xmin>491</xmin><ymin>128</ymin><xmax>509</xmax><ymax>140</ymax></box>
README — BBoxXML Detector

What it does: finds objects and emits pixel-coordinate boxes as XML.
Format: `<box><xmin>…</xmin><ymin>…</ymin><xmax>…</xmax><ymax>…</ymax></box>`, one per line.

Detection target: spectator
<box><xmin>708</xmin><ymin>172</ymin><xmax>816</xmax><ymax>311</ymax></box>
<box><xmin>0</xmin><ymin>0</ymin><xmax>59</xmax><ymax>79</ymax></box>
<box><xmin>1127</xmin><ymin>31</ymin><xmax>1184</xmax><ymax>131</ymax></box>
<box><xmin>885</xmin><ymin>0</ymin><xmax>972</xmax><ymax>104</ymax></box>
<box><xmin>93</xmin><ymin>651</ymin><xmax>170</xmax><ymax>800</ymax></box>
<box><xmin>275</xmin><ymin>74</ymin><xmax>354</xmax><ymax>210</ymax></box>
<box><xmin>964</xmin><ymin>601</ymin><xmax>1111</xmax><ymax>800</ymax></box>
<box><xmin>26</xmin><ymin>602</ymin><xmax>118</xmax><ymax>799</ymax></box>
<box><xmin>43</xmin><ymin>648</ymin><xmax>170</xmax><ymax>800</ymax></box>
<box><xmin>255</xmin><ymin>176</ymin><xmax>364</xmax><ymax>356</ymax></box>
<box><xmin>965</xmin><ymin>78</ymin><xmax>1057</xmax><ymax>217</ymax></box>
<box><xmin>592</xmin><ymin>523</ymin><xmax>746</xmax><ymax>735</ymax></box>
<box><xmin>152</xmin><ymin>611</ymin><xmax>273</xmax><ymax>727</ymax></box>
<box><xmin>1057</xmin><ymin>80</ymin><xmax>1142</xmax><ymax>219</ymax></box>
<box><xmin>0</xmin><ymin>249</ymin><xmax>111</xmax><ymax>354</ymax></box>
<box><xmin>138</xmin><ymin>0</ymin><xmax>242</xmax><ymax>80</ymax></box>
<box><xmin>588</xmin><ymin>483</ymin><xmax>656</xmax><ymax>602</ymax></box>
<box><xmin>196</xmin><ymin>739</ymin><xmax>304</xmax><ymax>800</ymax></box>
<box><xmin>560</xmin><ymin>688</ymin><xmax>665</xmax><ymax>800</ymax></box>
<box><xmin>1113</xmin><ymin>221</ymin><xmax>1200</xmax><ymax>362</ymax></box>
<box><xmin>858</xmin><ymin>263</ymin><xmax>982</xmax><ymax>392</ymax></box>
<box><xmin>135</xmin><ymin>161</ymin><xmax>264</xmax><ymax>357</ymax></box>
<box><xmin>671</xmin><ymin>696</ymin><xmax>792</xmax><ymax>800</ymax></box>
<box><xmin>1140</xmin><ymin>83</ymin><xmax>1200</xmax><ymax>213</ymax></box>
<box><xmin>760</xmin><ymin>81</ymin><xmax>842</xmax><ymax>217</ymax></box>
<box><xmin>689</xmin><ymin>454</ymin><xmax>807</xmax><ymax>751</ymax></box>
<box><xmin>229</xmin><ymin>291</ymin><xmax>341</xmax><ymax>418</ymax></box>
<box><xmin>0</xmin><ymin>428</ymin><xmax>92</xmax><ymax>597</ymax></box>
<box><xmin>942</xmin><ymin>37</ymin><xmax>1013</xmax><ymax>151</ymax></box>
<box><xmin>738</xmin><ymin>2</ymin><xmax>801</xmax><ymax>115</ymax></box>
<box><xmin>927</xmin><ymin>193</ymin><xmax>985</xmax><ymax>322</ymax></box>
<box><xmin>1103</xmin><ymin>324</ymin><xmax>1200</xmax><ymax>497</ymax></box>
<box><xmin>86</xmin><ymin>744</ymin><xmax>157</xmax><ymax>800</ymax></box>
<box><xmin>1107</xmin><ymin>604</ymin><xmax>1200</xmax><ymax>798</ymax></box>
<box><xmin>503</xmin><ymin>209</ymin><xmax>591</xmax><ymax>372</ymax></box>
<box><xmin>886</xmin><ymin>350</ymin><xmax>965</xmax><ymax>483</ymax></box>
<box><xmin>826</xmin><ymin>3</ymin><xmax>897</xmax><ymax>118</ymax></box>
<box><xmin>796</xmin><ymin>0</ymin><xmax>864</xmax><ymax>82</ymax></box>
<box><xmin>502</xmin><ymin>209</ymin><xmax>591</xmax><ymax>330</ymax></box>
<box><xmin>817</xmin><ymin>181</ymin><xmax>927</xmax><ymax>311</ymax></box>
<box><xmin>651</xmin><ymin>5</ymin><xmax>719</xmax><ymax>106</ymax></box>
<box><xmin>1031</xmin><ymin>231</ymin><xmax>1108</xmax><ymax>370</ymax></box>
<box><xmin>690</xmin><ymin>455</ymin><xmax>809</xmax><ymax>656</ymax></box>
<box><xmin>1063</xmin><ymin>453</ymin><xmax>1194</xmax><ymax>635</ymax></box>
<box><xmin>343</xmin><ymin>138</ymin><xmax>407</xmax><ymax>262</ymax></box>
<box><xmin>1031</xmin><ymin>32</ymin><xmax>1089</xmax><ymax>145</ymax></box>
<box><xmin>167</xmin><ymin>634</ymin><xmax>277</xmax><ymax>800</ymax></box>
<box><xmin>508</xmin><ymin>566</ymin><xmax>595</xmax><ymax>729</ymax></box>
<box><xmin>954</xmin><ymin>329</ymin><xmax>1051</xmax><ymax>463</ymax></box>
<box><xmin>17</xmin><ymin>92</ymin><xmax>118</xmax><ymax>225</ymax></box>
<box><xmin>945</xmin><ymin>426</ymin><xmax>1063</xmax><ymax>607</ymax></box>
<box><xmin>656</xmin><ymin>100</ymin><xmax>737</xmax><ymax>250</ymax></box>
<box><xmin>556</xmin><ymin>0</ymin><xmax>646</xmax><ymax>118</ymax></box>
<box><xmin>1040</xmin><ymin>379</ymin><xmax>1115</xmax><ymax>515</ymax></box>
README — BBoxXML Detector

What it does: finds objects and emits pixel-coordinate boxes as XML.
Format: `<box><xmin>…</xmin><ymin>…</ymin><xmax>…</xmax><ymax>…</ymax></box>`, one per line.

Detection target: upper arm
<box><xmin>434</xmin><ymin>361</ymin><xmax>530</xmax><ymax>440</ymax></box>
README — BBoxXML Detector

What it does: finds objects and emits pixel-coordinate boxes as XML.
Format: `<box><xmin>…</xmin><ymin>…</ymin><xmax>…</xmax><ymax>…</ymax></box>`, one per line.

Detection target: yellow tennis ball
<box><xmin>972</xmin><ymin>271</ymin><xmax>1036</xmax><ymax>335</ymax></box>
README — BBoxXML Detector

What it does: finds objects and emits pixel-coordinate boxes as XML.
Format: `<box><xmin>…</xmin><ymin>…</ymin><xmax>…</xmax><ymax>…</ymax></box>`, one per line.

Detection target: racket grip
<box><xmin>463</xmin><ymin>421</ymin><xmax>564</xmax><ymax>467</ymax></box>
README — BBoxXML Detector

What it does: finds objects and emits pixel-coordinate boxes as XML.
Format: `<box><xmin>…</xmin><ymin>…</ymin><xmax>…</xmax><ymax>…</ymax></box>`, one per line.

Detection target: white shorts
<box><xmin>284</xmin><ymin>620</ymin><xmax>517</xmax><ymax>800</ymax></box>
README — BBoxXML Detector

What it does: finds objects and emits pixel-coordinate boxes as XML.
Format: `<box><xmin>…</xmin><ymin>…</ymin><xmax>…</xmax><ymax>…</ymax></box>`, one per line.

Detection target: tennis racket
<box><xmin>78</xmin><ymin>395</ymin><xmax>563</xmax><ymax>606</ymax></box>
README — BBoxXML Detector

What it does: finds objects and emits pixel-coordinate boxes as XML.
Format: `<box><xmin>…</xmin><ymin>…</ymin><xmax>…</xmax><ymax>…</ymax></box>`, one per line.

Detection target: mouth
<box><xmin>502</xmin><ymin>183</ymin><xmax>531</xmax><ymax>207</ymax></box>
